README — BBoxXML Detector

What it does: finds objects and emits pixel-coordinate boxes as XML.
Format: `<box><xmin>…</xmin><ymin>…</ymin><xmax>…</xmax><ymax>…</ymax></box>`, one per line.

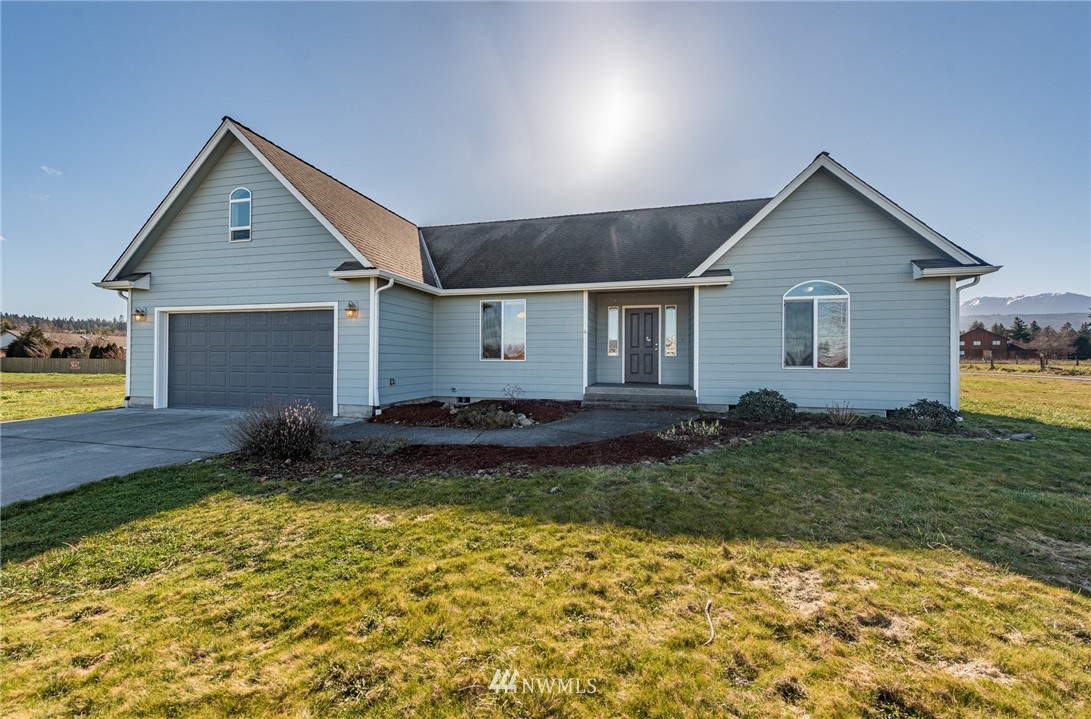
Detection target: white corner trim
<box><xmin>151</xmin><ymin>302</ymin><xmax>340</xmax><ymax>415</ymax></box>
<box><xmin>368</xmin><ymin>277</ymin><xmax>377</xmax><ymax>408</ymax></box>
<box><xmin>582</xmin><ymin>290</ymin><xmax>589</xmax><ymax>392</ymax></box>
<box><xmin>690</xmin><ymin>154</ymin><xmax>981</xmax><ymax>277</ymax></box>
<box><xmin>693</xmin><ymin>286</ymin><xmax>700</xmax><ymax>401</ymax></box>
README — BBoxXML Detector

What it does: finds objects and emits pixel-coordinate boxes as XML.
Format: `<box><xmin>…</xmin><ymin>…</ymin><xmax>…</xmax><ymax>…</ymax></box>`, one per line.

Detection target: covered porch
<box><xmin>584</xmin><ymin>288</ymin><xmax>698</xmax><ymax>408</ymax></box>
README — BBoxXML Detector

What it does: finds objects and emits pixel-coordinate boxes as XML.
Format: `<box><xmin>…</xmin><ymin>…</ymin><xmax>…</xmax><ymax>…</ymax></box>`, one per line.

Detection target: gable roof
<box><xmin>689</xmin><ymin>152</ymin><xmax>993</xmax><ymax>276</ymax></box>
<box><xmin>101</xmin><ymin>118</ymin><xmax>429</xmax><ymax>285</ymax></box>
<box><xmin>419</xmin><ymin>199</ymin><xmax>770</xmax><ymax>289</ymax></box>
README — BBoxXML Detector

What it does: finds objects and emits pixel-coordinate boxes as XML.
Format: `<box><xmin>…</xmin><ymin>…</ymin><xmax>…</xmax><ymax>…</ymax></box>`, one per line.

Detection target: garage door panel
<box><xmin>168</xmin><ymin>310</ymin><xmax>333</xmax><ymax>411</ymax></box>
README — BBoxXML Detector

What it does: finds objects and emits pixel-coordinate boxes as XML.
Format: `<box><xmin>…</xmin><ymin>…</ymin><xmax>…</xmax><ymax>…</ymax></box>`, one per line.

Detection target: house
<box><xmin>0</xmin><ymin>329</ymin><xmax>19</xmax><ymax>354</ymax></box>
<box><xmin>95</xmin><ymin>117</ymin><xmax>999</xmax><ymax>416</ymax></box>
<box><xmin>959</xmin><ymin>328</ymin><xmax>1037</xmax><ymax>361</ymax></box>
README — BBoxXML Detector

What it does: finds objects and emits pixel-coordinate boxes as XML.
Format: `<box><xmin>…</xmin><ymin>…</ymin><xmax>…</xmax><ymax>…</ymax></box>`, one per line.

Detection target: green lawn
<box><xmin>0</xmin><ymin>373</ymin><xmax>125</xmax><ymax>422</ymax></box>
<box><xmin>961</xmin><ymin>359</ymin><xmax>1091</xmax><ymax>376</ymax></box>
<box><xmin>2</xmin><ymin>375</ymin><xmax>1089</xmax><ymax>718</ymax></box>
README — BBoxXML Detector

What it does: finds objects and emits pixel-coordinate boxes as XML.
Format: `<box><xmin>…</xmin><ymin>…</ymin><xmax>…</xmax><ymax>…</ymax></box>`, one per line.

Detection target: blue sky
<box><xmin>3</xmin><ymin>1</ymin><xmax>1088</xmax><ymax>319</ymax></box>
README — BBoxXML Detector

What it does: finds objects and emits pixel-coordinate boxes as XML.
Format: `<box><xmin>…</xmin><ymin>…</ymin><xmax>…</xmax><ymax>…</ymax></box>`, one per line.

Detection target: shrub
<box><xmin>358</xmin><ymin>436</ymin><xmax>411</xmax><ymax>456</ymax></box>
<box><xmin>825</xmin><ymin>402</ymin><xmax>859</xmax><ymax>427</ymax></box>
<box><xmin>888</xmin><ymin>399</ymin><xmax>959</xmax><ymax>432</ymax></box>
<box><xmin>657</xmin><ymin>418</ymin><xmax>721</xmax><ymax>441</ymax></box>
<box><xmin>734</xmin><ymin>389</ymin><xmax>797</xmax><ymax>423</ymax></box>
<box><xmin>228</xmin><ymin>400</ymin><xmax>332</xmax><ymax>460</ymax></box>
<box><xmin>454</xmin><ymin>404</ymin><xmax>516</xmax><ymax>430</ymax></box>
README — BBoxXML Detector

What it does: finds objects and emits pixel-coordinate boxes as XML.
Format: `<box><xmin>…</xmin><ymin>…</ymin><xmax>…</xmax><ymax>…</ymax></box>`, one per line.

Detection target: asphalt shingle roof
<box><xmin>419</xmin><ymin>199</ymin><xmax>771</xmax><ymax>289</ymax></box>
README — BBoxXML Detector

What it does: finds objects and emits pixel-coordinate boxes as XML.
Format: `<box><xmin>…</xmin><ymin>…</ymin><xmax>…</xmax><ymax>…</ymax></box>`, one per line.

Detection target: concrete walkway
<box><xmin>332</xmin><ymin>408</ymin><xmax>698</xmax><ymax>447</ymax></box>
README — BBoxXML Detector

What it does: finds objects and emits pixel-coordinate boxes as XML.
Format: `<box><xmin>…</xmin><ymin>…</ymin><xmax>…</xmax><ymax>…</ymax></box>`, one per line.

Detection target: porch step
<box><xmin>582</xmin><ymin>384</ymin><xmax>697</xmax><ymax>409</ymax></box>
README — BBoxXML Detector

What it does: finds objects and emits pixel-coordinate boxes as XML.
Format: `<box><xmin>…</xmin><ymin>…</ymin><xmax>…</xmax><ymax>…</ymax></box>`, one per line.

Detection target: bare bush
<box><xmin>228</xmin><ymin>400</ymin><xmax>332</xmax><ymax>460</ymax></box>
<box><xmin>825</xmin><ymin>402</ymin><xmax>859</xmax><ymax>426</ymax></box>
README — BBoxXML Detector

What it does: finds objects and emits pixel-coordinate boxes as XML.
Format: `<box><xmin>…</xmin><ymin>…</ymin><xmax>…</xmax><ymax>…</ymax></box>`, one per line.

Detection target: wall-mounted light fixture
<box><xmin>344</xmin><ymin>302</ymin><xmax>359</xmax><ymax>319</ymax></box>
<box><xmin>132</xmin><ymin>307</ymin><xmax>148</xmax><ymax>322</ymax></box>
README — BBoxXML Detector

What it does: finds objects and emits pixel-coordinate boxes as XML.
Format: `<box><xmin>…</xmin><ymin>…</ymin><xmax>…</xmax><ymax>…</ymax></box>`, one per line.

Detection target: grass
<box><xmin>2</xmin><ymin>375</ymin><xmax>1090</xmax><ymax>717</ymax></box>
<box><xmin>0</xmin><ymin>373</ymin><xmax>125</xmax><ymax>422</ymax></box>
<box><xmin>961</xmin><ymin>359</ymin><xmax>1091</xmax><ymax>376</ymax></box>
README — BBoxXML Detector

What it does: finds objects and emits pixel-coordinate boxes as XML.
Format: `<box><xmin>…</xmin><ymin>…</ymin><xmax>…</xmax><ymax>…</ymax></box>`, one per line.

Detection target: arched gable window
<box><xmin>783</xmin><ymin>281</ymin><xmax>849</xmax><ymax>369</ymax></box>
<box><xmin>229</xmin><ymin>188</ymin><xmax>252</xmax><ymax>241</ymax></box>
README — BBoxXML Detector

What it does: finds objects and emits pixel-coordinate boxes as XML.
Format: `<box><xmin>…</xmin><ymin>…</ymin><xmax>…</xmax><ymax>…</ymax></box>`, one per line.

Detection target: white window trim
<box><xmin>619</xmin><ymin>305</ymin><xmax>663</xmax><ymax>385</ymax></box>
<box><xmin>782</xmin><ymin>280</ymin><xmax>851</xmax><ymax>371</ymax></box>
<box><xmin>479</xmin><ymin>299</ymin><xmax>527</xmax><ymax>362</ymax></box>
<box><xmin>606</xmin><ymin>306</ymin><xmax>620</xmax><ymax>357</ymax></box>
<box><xmin>152</xmin><ymin>302</ymin><xmax>339</xmax><ymax>416</ymax></box>
<box><xmin>228</xmin><ymin>187</ymin><xmax>252</xmax><ymax>242</ymax></box>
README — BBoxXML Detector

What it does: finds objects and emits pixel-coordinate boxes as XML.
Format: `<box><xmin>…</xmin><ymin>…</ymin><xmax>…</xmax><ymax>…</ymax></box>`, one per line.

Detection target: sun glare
<box><xmin>581</xmin><ymin>70</ymin><xmax>647</xmax><ymax>172</ymax></box>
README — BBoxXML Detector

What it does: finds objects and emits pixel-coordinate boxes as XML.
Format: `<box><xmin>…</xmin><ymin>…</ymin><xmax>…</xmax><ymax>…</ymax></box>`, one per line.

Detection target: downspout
<box><xmin>951</xmin><ymin>275</ymin><xmax>982</xmax><ymax>411</ymax></box>
<box><xmin>369</xmin><ymin>276</ymin><xmax>395</xmax><ymax>414</ymax></box>
<box><xmin>117</xmin><ymin>290</ymin><xmax>131</xmax><ymax>408</ymax></box>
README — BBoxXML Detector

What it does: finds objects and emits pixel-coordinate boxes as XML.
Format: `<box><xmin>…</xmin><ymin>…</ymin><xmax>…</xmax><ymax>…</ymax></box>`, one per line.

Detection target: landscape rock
<box><xmin>550</xmin><ymin>486</ymin><xmax>561</xmax><ymax>494</ymax></box>
<box><xmin>331</xmin><ymin>473</ymin><xmax>344</xmax><ymax>481</ymax></box>
<box><xmin>1010</xmin><ymin>432</ymin><xmax>1036</xmax><ymax>441</ymax></box>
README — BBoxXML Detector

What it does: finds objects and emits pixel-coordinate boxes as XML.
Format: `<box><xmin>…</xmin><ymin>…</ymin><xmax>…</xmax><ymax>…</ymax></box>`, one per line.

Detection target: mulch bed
<box><xmin>369</xmin><ymin>400</ymin><xmax>582</xmax><ymax>427</ymax></box>
<box><xmin>229</xmin><ymin>417</ymin><xmax>769</xmax><ymax>482</ymax></box>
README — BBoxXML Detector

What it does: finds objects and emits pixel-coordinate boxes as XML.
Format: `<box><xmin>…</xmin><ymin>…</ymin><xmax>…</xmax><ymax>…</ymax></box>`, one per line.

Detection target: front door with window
<box><xmin>625</xmin><ymin>307</ymin><xmax>659</xmax><ymax>383</ymax></box>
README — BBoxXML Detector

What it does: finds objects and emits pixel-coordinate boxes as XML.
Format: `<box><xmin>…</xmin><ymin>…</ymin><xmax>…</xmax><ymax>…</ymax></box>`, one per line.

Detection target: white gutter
<box><xmin>913</xmin><ymin>263</ymin><xmax>1001</xmax><ymax>279</ymax></box>
<box><xmin>369</xmin><ymin>276</ymin><xmax>395</xmax><ymax>411</ymax></box>
<box><xmin>329</xmin><ymin>268</ymin><xmax>733</xmax><ymax>296</ymax></box>
<box><xmin>951</xmin><ymin>275</ymin><xmax>982</xmax><ymax>411</ymax></box>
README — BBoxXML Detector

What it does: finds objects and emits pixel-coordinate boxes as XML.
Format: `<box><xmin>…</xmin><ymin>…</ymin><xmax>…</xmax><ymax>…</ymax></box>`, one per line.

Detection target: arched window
<box><xmin>783</xmin><ymin>281</ymin><xmax>849</xmax><ymax>369</ymax></box>
<box><xmin>229</xmin><ymin>188</ymin><xmax>251</xmax><ymax>241</ymax></box>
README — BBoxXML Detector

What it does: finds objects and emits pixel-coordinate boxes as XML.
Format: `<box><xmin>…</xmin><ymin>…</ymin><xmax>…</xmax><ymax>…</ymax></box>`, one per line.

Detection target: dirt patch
<box><xmin>757</xmin><ymin>567</ymin><xmax>829</xmax><ymax>616</ymax></box>
<box><xmin>939</xmin><ymin>659</ymin><xmax>1013</xmax><ymax>684</ymax></box>
<box><xmin>369</xmin><ymin>400</ymin><xmax>581</xmax><ymax>428</ymax></box>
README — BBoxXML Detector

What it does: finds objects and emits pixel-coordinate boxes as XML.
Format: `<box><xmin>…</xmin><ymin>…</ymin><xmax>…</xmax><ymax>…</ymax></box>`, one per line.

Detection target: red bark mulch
<box><xmin>369</xmin><ymin>400</ymin><xmax>582</xmax><ymax>427</ymax></box>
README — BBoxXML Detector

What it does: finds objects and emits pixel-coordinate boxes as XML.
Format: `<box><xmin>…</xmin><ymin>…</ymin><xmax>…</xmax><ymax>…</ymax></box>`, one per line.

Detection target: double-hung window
<box><xmin>229</xmin><ymin>188</ymin><xmax>252</xmax><ymax>241</ymax></box>
<box><xmin>783</xmin><ymin>281</ymin><xmax>849</xmax><ymax>369</ymax></box>
<box><xmin>481</xmin><ymin>299</ymin><xmax>527</xmax><ymax>360</ymax></box>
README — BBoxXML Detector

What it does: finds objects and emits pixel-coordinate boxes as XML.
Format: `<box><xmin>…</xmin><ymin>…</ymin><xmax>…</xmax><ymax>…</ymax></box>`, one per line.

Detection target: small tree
<box><xmin>968</xmin><ymin>320</ymin><xmax>985</xmax><ymax>331</ymax></box>
<box><xmin>6</xmin><ymin>324</ymin><xmax>52</xmax><ymax>358</ymax></box>
<box><xmin>1029</xmin><ymin>326</ymin><xmax>1077</xmax><ymax>369</ymax></box>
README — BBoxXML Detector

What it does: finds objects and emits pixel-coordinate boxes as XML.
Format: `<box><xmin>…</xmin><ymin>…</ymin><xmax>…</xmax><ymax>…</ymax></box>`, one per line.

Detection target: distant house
<box><xmin>959</xmin><ymin>328</ymin><xmax>1037</xmax><ymax>361</ymax></box>
<box><xmin>95</xmin><ymin>117</ymin><xmax>1000</xmax><ymax>415</ymax></box>
<box><xmin>0</xmin><ymin>329</ymin><xmax>19</xmax><ymax>354</ymax></box>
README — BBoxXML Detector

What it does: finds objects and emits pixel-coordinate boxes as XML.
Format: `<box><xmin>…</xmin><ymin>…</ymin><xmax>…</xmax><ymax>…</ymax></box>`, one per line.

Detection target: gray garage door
<box><xmin>168</xmin><ymin>310</ymin><xmax>334</xmax><ymax>411</ymax></box>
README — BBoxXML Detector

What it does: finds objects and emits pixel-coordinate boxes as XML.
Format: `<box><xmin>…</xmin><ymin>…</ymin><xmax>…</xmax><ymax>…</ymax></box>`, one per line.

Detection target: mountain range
<box><xmin>960</xmin><ymin>292</ymin><xmax>1089</xmax><ymax>332</ymax></box>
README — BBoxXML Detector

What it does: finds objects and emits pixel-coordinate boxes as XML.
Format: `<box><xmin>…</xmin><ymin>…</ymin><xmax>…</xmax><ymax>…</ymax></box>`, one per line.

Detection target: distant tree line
<box><xmin>967</xmin><ymin>313</ymin><xmax>1091</xmax><ymax>364</ymax></box>
<box><xmin>1</xmin><ymin>313</ymin><xmax>126</xmax><ymax>334</ymax></box>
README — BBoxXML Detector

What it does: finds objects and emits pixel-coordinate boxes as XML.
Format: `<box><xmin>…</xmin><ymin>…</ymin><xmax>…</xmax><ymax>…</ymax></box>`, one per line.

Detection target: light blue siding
<box><xmin>593</xmin><ymin>290</ymin><xmax>692</xmax><ymax>386</ymax></box>
<box><xmin>699</xmin><ymin>168</ymin><xmax>953</xmax><ymax>410</ymax></box>
<box><xmin>378</xmin><ymin>283</ymin><xmax>434</xmax><ymax>405</ymax></box>
<box><xmin>586</xmin><ymin>293</ymin><xmax>596</xmax><ymax>388</ymax></box>
<box><xmin>124</xmin><ymin>138</ymin><xmax>372</xmax><ymax>414</ymax></box>
<box><xmin>433</xmin><ymin>293</ymin><xmax>584</xmax><ymax>401</ymax></box>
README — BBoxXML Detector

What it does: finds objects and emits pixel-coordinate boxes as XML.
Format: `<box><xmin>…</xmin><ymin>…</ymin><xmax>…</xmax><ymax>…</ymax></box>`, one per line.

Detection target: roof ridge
<box><xmin>223</xmin><ymin>116</ymin><xmax>419</xmax><ymax>229</ymax></box>
<box><xmin>420</xmin><ymin>197</ymin><xmax>774</xmax><ymax>230</ymax></box>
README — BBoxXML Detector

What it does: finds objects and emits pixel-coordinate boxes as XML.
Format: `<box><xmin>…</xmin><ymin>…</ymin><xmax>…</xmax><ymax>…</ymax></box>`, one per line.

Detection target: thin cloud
<box><xmin>40</xmin><ymin>165</ymin><xmax>63</xmax><ymax>176</ymax></box>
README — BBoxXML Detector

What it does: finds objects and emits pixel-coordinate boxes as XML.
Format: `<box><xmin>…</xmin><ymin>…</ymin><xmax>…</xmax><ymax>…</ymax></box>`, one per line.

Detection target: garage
<box><xmin>167</xmin><ymin>310</ymin><xmax>334</xmax><ymax>411</ymax></box>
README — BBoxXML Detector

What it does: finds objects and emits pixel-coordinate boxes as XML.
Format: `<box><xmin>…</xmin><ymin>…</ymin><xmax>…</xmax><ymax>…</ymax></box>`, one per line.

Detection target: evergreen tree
<box><xmin>968</xmin><ymin>320</ymin><xmax>985</xmax><ymax>331</ymax></box>
<box><xmin>989</xmin><ymin>322</ymin><xmax>1008</xmax><ymax>336</ymax></box>
<box><xmin>1009</xmin><ymin>317</ymin><xmax>1031</xmax><ymax>342</ymax></box>
<box><xmin>1029</xmin><ymin>320</ymin><xmax>1042</xmax><ymax>339</ymax></box>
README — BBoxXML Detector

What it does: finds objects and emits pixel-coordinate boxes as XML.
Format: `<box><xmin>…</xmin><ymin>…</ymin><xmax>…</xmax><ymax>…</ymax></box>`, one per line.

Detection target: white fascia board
<box><xmin>223</xmin><ymin>122</ymin><xmax>374</xmax><ymax>269</ymax></box>
<box><xmin>93</xmin><ymin>274</ymin><xmax>151</xmax><ymax>291</ymax></box>
<box><xmin>690</xmin><ymin>154</ymin><xmax>981</xmax><ymax>277</ymax></box>
<box><xmin>912</xmin><ymin>263</ymin><xmax>1001</xmax><ymax>279</ymax></box>
<box><xmin>328</xmin><ymin>269</ymin><xmax>733</xmax><ymax>296</ymax></box>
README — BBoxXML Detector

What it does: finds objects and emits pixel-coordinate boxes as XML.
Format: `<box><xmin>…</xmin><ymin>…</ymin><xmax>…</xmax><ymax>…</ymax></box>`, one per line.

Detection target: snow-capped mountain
<box><xmin>961</xmin><ymin>292</ymin><xmax>1089</xmax><ymax>315</ymax></box>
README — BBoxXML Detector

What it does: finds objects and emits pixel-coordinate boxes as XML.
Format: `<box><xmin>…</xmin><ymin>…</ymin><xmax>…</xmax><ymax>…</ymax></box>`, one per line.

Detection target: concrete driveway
<box><xmin>1</xmin><ymin>409</ymin><xmax>241</xmax><ymax>506</ymax></box>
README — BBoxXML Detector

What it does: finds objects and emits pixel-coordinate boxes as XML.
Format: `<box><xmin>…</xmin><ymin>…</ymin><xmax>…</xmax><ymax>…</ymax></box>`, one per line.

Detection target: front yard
<box><xmin>2</xmin><ymin>375</ymin><xmax>1089</xmax><ymax>717</ymax></box>
<box><xmin>0</xmin><ymin>373</ymin><xmax>125</xmax><ymax>422</ymax></box>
